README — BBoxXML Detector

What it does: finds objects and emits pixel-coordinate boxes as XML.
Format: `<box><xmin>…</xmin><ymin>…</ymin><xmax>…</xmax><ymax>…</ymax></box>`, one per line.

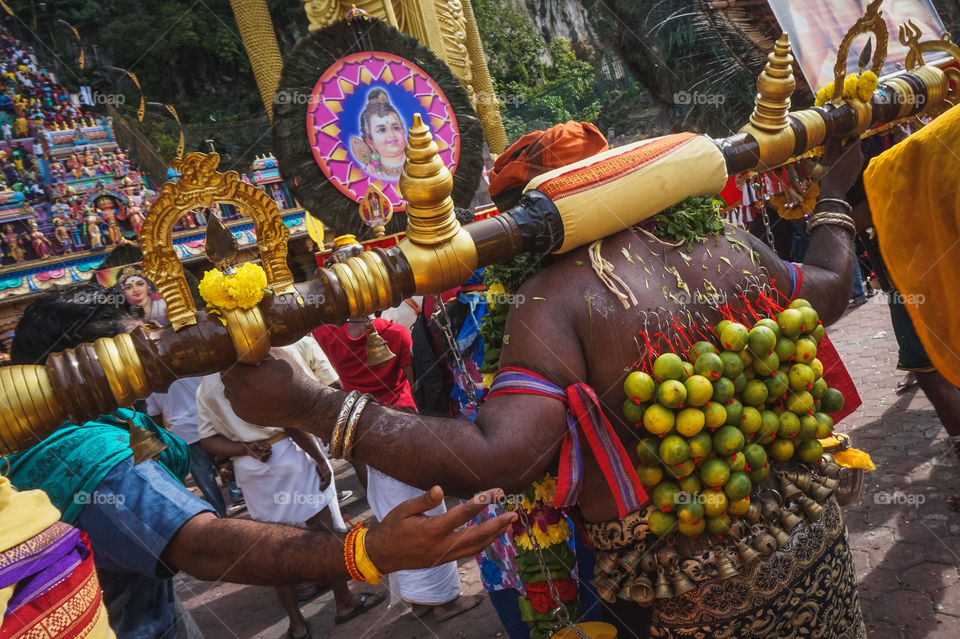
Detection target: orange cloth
<box><xmin>488</xmin><ymin>121</ymin><xmax>608</xmax><ymax>205</ymax></box>
<box><xmin>864</xmin><ymin>104</ymin><xmax>960</xmax><ymax>387</ymax></box>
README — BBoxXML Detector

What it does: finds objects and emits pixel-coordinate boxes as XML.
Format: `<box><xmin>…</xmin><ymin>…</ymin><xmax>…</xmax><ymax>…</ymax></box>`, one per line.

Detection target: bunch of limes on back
<box><xmin>624</xmin><ymin>299</ymin><xmax>846</xmax><ymax>538</ymax></box>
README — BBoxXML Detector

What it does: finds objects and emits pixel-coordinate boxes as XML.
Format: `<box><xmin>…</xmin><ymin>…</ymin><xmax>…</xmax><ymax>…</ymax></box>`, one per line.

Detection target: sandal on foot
<box><xmin>335</xmin><ymin>591</ymin><xmax>386</xmax><ymax>624</ymax></box>
<box><xmin>286</xmin><ymin>621</ymin><xmax>311</xmax><ymax>639</ymax></box>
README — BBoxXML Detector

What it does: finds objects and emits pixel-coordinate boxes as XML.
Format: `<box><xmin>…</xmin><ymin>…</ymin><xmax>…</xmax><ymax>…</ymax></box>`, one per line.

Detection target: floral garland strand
<box><xmin>198</xmin><ymin>262</ymin><xmax>268</xmax><ymax>310</ymax></box>
<box><xmin>814</xmin><ymin>70</ymin><xmax>878</xmax><ymax>106</ymax></box>
<box><xmin>509</xmin><ymin>474</ymin><xmax>581</xmax><ymax>639</ymax></box>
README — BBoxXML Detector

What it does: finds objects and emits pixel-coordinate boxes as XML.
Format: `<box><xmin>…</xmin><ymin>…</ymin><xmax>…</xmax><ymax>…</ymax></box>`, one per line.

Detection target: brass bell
<box><xmin>617</xmin><ymin>548</ymin><xmax>645</xmax><ymax>573</ymax></box>
<box><xmin>627</xmin><ymin>574</ymin><xmax>655</xmax><ymax>605</ymax></box>
<box><xmin>820</xmin><ymin>476</ymin><xmax>840</xmax><ymax>491</ymax></box>
<box><xmin>751</xmin><ymin>525</ymin><xmax>778</xmax><ymax>556</ymax></box>
<box><xmin>809</xmin><ymin>481</ymin><xmax>834</xmax><ymax>502</ymax></box>
<box><xmin>714</xmin><ymin>546</ymin><xmax>740</xmax><ymax>580</ymax></box>
<box><xmin>765</xmin><ymin>520</ymin><xmax>792</xmax><ymax>549</ymax></box>
<box><xmin>654</xmin><ymin>569</ymin><xmax>673</xmax><ymax>599</ymax></box>
<box><xmin>759</xmin><ymin>496</ymin><xmax>780</xmax><ymax>520</ymax></box>
<box><xmin>744</xmin><ymin>502</ymin><xmax>762</xmax><ymax>524</ymax></box>
<box><xmin>793</xmin><ymin>472</ymin><xmax>813</xmax><ymax>492</ymax></box>
<box><xmin>364</xmin><ymin>317</ymin><xmax>397</xmax><ymax>365</ymax></box>
<box><xmin>732</xmin><ymin>537</ymin><xmax>762</xmax><ymax>566</ymax></box>
<box><xmin>819</xmin><ymin>453</ymin><xmax>842</xmax><ymax>478</ymax></box>
<box><xmin>670</xmin><ymin>566</ymin><xmax>697</xmax><ymax>597</ymax></box>
<box><xmin>639</xmin><ymin>552</ymin><xmax>658</xmax><ymax>574</ymax></box>
<box><xmin>593</xmin><ymin>574</ymin><xmax>622</xmax><ymax>603</ymax></box>
<box><xmin>779</xmin><ymin>477</ymin><xmax>801</xmax><ymax>501</ymax></box>
<box><xmin>798</xmin><ymin>494</ymin><xmax>826</xmax><ymax>521</ymax></box>
<box><xmin>780</xmin><ymin>508</ymin><xmax>805</xmax><ymax>531</ymax></box>
<box><xmin>594</xmin><ymin>551</ymin><xmax>619</xmax><ymax>576</ymax></box>
<box><xmin>129</xmin><ymin>422</ymin><xmax>168</xmax><ymax>465</ymax></box>
<box><xmin>657</xmin><ymin>545</ymin><xmax>680</xmax><ymax>570</ymax></box>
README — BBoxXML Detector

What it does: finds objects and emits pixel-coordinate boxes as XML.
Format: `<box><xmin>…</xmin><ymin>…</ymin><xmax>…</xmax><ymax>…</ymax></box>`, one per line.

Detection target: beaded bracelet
<box><xmin>815</xmin><ymin>197</ymin><xmax>853</xmax><ymax>215</ymax></box>
<box><xmin>342</xmin><ymin>393</ymin><xmax>373</xmax><ymax>462</ymax></box>
<box><xmin>344</xmin><ymin>522</ymin><xmax>366</xmax><ymax>582</ymax></box>
<box><xmin>330</xmin><ymin>391</ymin><xmax>361</xmax><ymax>458</ymax></box>
<box><xmin>353</xmin><ymin>527</ymin><xmax>383</xmax><ymax>585</ymax></box>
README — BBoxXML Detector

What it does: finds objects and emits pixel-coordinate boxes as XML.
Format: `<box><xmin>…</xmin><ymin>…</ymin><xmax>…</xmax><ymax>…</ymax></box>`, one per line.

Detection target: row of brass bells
<box><xmin>727</xmin><ymin>521</ymin><xmax>762</xmax><ymax>567</ymax></box>
<box><xmin>751</xmin><ymin>524</ymin><xmax>778</xmax><ymax>556</ymax></box>
<box><xmin>661</xmin><ymin>545</ymin><xmax>697</xmax><ymax>598</ymax></box>
<box><xmin>798</xmin><ymin>494</ymin><xmax>826</xmax><ymax>521</ymax></box>
<box><xmin>780</xmin><ymin>506</ymin><xmax>805</xmax><ymax>531</ymax></box>
<box><xmin>713</xmin><ymin>544</ymin><xmax>740</xmax><ymax>580</ymax></box>
<box><xmin>819</xmin><ymin>453</ymin><xmax>842</xmax><ymax>478</ymax></box>
<box><xmin>619</xmin><ymin>549</ymin><xmax>655</xmax><ymax>605</ymax></box>
<box><xmin>780</xmin><ymin>469</ymin><xmax>835</xmax><ymax>502</ymax></box>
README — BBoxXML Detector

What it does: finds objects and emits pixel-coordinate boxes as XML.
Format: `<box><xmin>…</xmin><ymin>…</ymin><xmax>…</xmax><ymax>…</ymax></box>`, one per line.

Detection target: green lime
<box><xmin>752</xmin><ymin>351</ymin><xmax>780</xmax><ymax>377</ymax></box>
<box><xmin>622</xmin><ymin>398</ymin><xmax>647</xmax><ymax>424</ymax></box>
<box><xmin>758</xmin><ymin>410</ymin><xmax>780</xmax><ymax>440</ymax></box>
<box><xmin>742</xmin><ymin>443</ymin><xmax>767</xmax><ymax>471</ymax></box>
<box><xmin>676</xmin><ymin>499</ymin><xmax>704</xmax><ymax>524</ymax></box>
<box><xmin>637</xmin><ymin>464</ymin><xmax>664</xmax><ymax>486</ymax></box>
<box><xmin>652</xmin><ymin>481</ymin><xmax>682</xmax><ymax>512</ymax></box>
<box><xmin>786</xmin><ymin>390</ymin><xmax>815</xmax><ymax>414</ymax></box>
<box><xmin>653</xmin><ymin>353</ymin><xmax>685</xmax><ymax>382</ymax></box>
<box><xmin>623</xmin><ymin>371</ymin><xmax>656</xmax><ymax>402</ymax></box>
<box><xmin>796</xmin><ymin>439</ymin><xmax>824</xmax><ymax>463</ymax></box>
<box><xmin>699</xmin><ymin>457</ymin><xmax>731</xmax><ymax>488</ymax></box>
<box><xmin>657</xmin><ymin>380</ymin><xmax>688</xmax><ymax>409</ymax></box>
<box><xmin>744</xmin><ymin>368</ymin><xmax>756</xmax><ymax>380</ymax></box>
<box><xmin>739</xmin><ymin>406</ymin><xmax>762</xmax><ymax>436</ymax></box>
<box><xmin>778</xmin><ymin>411</ymin><xmax>801</xmax><ymax>438</ymax></box>
<box><xmin>684</xmin><ymin>375</ymin><xmax>713</xmax><ymax>407</ymax></box>
<box><xmin>765</xmin><ymin>370</ymin><xmax>789</xmax><ymax>400</ymax></box>
<box><xmin>676</xmin><ymin>407</ymin><xmax>705</xmax><ymax>437</ymax></box>
<box><xmin>687</xmin><ymin>431</ymin><xmax>713</xmax><ymax>459</ymax></box>
<box><xmin>769</xmin><ymin>437</ymin><xmax>795</xmax><ymax>461</ymax></box>
<box><xmin>810</xmin><ymin>377</ymin><xmax>828</xmax><ymax>400</ymax></box>
<box><xmin>810</xmin><ymin>324</ymin><xmax>826</xmax><ymax>344</ymax></box>
<box><xmin>799</xmin><ymin>306</ymin><xmax>820</xmax><ymax>332</ymax></box>
<box><xmin>694</xmin><ymin>352</ymin><xmax>724</xmax><ymax>381</ymax></box>
<box><xmin>732</xmin><ymin>372</ymin><xmax>748</xmax><ymax>395</ymax></box>
<box><xmin>666</xmin><ymin>459</ymin><xmax>696</xmax><ymax>479</ymax></box>
<box><xmin>727</xmin><ymin>496</ymin><xmax>751</xmax><ymax>515</ymax></box>
<box><xmin>755</xmin><ymin>318</ymin><xmax>782</xmax><ymax>338</ymax></box>
<box><xmin>794</xmin><ymin>338</ymin><xmax>818</xmax><ymax>364</ymax></box>
<box><xmin>723</xmin><ymin>399</ymin><xmax>743</xmax><ymax>426</ymax></box>
<box><xmin>728</xmin><ymin>451</ymin><xmax>747</xmax><ymax>472</ymax></box>
<box><xmin>636</xmin><ymin>438</ymin><xmax>662</xmax><ymax>466</ymax></box>
<box><xmin>788</xmin><ymin>363</ymin><xmax>815</xmax><ymax>392</ymax></box>
<box><xmin>648</xmin><ymin>510</ymin><xmax>678</xmax><ymax>536</ymax></box>
<box><xmin>778</xmin><ymin>308</ymin><xmax>804</xmax><ymax>338</ymax></box>
<box><xmin>748</xmin><ymin>325</ymin><xmax>777</xmax><ymax>358</ymax></box>
<box><xmin>809</xmin><ymin>358</ymin><xmax>824</xmax><ymax>380</ymax></box>
<box><xmin>713</xmin><ymin>425</ymin><xmax>745</xmax><ymax>455</ymax></box>
<box><xmin>687</xmin><ymin>341</ymin><xmax>718</xmax><ymax>361</ymax></box>
<box><xmin>706</xmin><ymin>514</ymin><xmax>731</xmax><ymax>536</ymax></box>
<box><xmin>681</xmin><ymin>361</ymin><xmax>694</xmax><ymax>381</ymax></box>
<box><xmin>659</xmin><ymin>435</ymin><xmax>691</xmax><ymax>465</ymax></box>
<box><xmin>643</xmin><ymin>404</ymin><xmax>675</xmax><ymax>435</ymax></box>
<box><xmin>702</xmin><ymin>489</ymin><xmax>728</xmax><ymax>517</ymax></box>
<box><xmin>677</xmin><ymin>518</ymin><xmax>706</xmax><ymax>537</ymax></box>
<box><xmin>703</xmin><ymin>401</ymin><xmax>727</xmax><ymax>429</ymax></box>
<box><xmin>712</xmin><ymin>377</ymin><xmax>735</xmax><ymax>403</ymax></box>
<box><xmin>797</xmin><ymin>414</ymin><xmax>819</xmax><ymax>440</ymax></box>
<box><xmin>715</xmin><ymin>319</ymin><xmax>732</xmax><ymax>336</ymax></box>
<box><xmin>742</xmin><ymin>379</ymin><xmax>769</xmax><ymax>406</ymax></box>
<box><xmin>821</xmin><ymin>388</ymin><xmax>845</xmax><ymax>414</ymax></box>
<box><xmin>813</xmin><ymin>412</ymin><xmax>834</xmax><ymax>439</ymax></box>
<box><xmin>678</xmin><ymin>473</ymin><xmax>702</xmax><ymax>495</ymax></box>
<box><xmin>719</xmin><ymin>322</ymin><xmax>749</xmax><ymax>351</ymax></box>
<box><xmin>749</xmin><ymin>464</ymin><xmax>771</xmax><ymax>482</ymax></box>
<box><xmin>723</xmin><ymin>472</ymin><xmax>752</xmax><ymax>501</ymax></box>
<box><xmin>774</xmin><ymin>337</ymin><xmax>796</xmax><ymax>362</ymax></box>
<box><xmin>719</xmin><ymin>350</ymin><xmax>744</xmax><ymax>379</ymax></box>
<box><xmin>788</xmin><ymin>298</ymin><xmax>812</xmax><ymax>309</ymax></box>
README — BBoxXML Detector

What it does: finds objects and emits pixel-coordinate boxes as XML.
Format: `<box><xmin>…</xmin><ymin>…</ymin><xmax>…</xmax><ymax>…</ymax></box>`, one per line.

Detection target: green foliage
<box><xmin>650</xmin><ymin>196</ymin><xmax>725</xmax><ymax>251</ymax></box>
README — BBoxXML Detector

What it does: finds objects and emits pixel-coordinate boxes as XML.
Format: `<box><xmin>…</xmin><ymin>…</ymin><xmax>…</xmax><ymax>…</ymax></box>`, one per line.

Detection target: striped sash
<box><xmin>489</xmin><ymin>367</ymin><xmax>646</xmax><ymax>518</ymax></box>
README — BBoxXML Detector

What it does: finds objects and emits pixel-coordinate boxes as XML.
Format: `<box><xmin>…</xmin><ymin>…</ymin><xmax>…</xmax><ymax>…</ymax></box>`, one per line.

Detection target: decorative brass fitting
<box><xmin>222</xmin><ymin>307</ymin><xmax>270</xmax><ymax>364</ymax></box>
<box><xmin>740</xmin><ymin>34</ymin><xmax>797</xmax><ymax>169</ymax></box>
<box><xmin>397</xmin><ymin>114</ymin><xmax>478</xmax><ymax>294</ymax></box>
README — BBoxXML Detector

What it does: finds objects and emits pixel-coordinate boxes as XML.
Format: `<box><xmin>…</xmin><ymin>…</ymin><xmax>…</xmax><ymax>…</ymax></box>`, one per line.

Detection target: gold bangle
<box><xmin>354</xmin><ymin>527</ymin><xmax>382</xmax><ymax>585</ymax></box>
<box><xmin>330</xmin><ymin>391</ymin><xmax>361</xmax><ymax>458</ymax></box>
<box><xmin>342</xmin><ymin>394</ymin><xmax>373</xmax><ymax>461</ymax></box>
<box><xmin>815</xmin><ymin>196</ymin><xmax>852</xmax><ymax>215</ymax></box>
<box><xmin>807</xmin><ymin>211</ymin><xmax>856</xmax><ymax>235</ymax></box>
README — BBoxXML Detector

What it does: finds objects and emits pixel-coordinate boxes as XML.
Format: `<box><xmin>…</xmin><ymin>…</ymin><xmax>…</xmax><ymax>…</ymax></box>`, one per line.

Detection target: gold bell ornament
<box><xmin>364</xmin><ymin>317</ymin><xmax>397</xmax><ymax>366</ymax></box>
<box><xmin>128</xmin><ymin>421</ymin><xmax>168</xmax><ymax>465</ymax></box>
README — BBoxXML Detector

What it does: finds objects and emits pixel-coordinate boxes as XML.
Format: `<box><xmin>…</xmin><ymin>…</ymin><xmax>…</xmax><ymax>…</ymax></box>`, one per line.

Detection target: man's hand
<box><xmin>245</xmin><ymin>441</ymin><xmax>272</xmax><ymax>462</ymax></box>
<box><xmin>365</xmin><ymin>487</ymin><xmax>516</xmax><ymax>574</ymax></box>
<box><xmin>316</xmin><ymin>461</ymin><xmax>332</xmax><ymax>492</ymax></box>
<box><xmin>818</xmin><ymin>136</ymin><xmax>864</xmax><ymax>199</ymax></box>
<box><xmin>221</xmin><ymin>348</ymin><xmax>329</xmax><ymax>430</ymax></box>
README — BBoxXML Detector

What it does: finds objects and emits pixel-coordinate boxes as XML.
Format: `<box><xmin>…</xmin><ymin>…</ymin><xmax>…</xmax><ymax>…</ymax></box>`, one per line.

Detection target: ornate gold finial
<box><xmin>398</xmin><ymin>113</ymin><xmax>459</xmax><ymax>245</ymax></box>
<box><xmin>749</xmin><ymin>34</ymin><xmax>795</xmax><ymax>133</ymax></box>
<box><xmin>833</xmin><ymin>0</ymin><xmax>888</xmax><ymax>97</ymax></box>
<box><xmin>358</xmin><ymin>183</ymin><xmax>393</xmax><ymax>238</ymax></box>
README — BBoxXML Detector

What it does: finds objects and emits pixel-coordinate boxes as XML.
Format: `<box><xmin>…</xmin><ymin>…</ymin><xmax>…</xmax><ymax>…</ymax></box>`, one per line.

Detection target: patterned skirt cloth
<box><xmin>585</xmin><ymin>498</ymin><xmax>866</xmax><ymax>639</ymax></box>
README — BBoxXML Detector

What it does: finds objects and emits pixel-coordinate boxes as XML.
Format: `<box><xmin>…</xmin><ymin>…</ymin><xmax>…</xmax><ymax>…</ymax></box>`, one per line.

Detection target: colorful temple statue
<box><xmin>83</xmin><ymin>207</ymin><xmax>103</xmax><ymax>249</ymax></box>
<box><xmin>26</xmin><ymin>219</ymin><xmax>51</xmax><ymax>259</ymax></box>
<box><xmin>53</xmin><ymin>217</ymin><xmax>72</xmax><ymax>253</ymax></box>
<box><xmin>3</xmin><ymin>223</ymin><xmax>24</xmax><ymax>262</ymax></box>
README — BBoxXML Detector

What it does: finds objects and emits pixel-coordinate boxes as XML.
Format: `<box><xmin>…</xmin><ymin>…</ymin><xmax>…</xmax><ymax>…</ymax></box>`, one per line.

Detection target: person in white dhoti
<box><xmin>197</xmin><ymin>336</ymin><xmax>386</xmax><ymax>639</ymax></box>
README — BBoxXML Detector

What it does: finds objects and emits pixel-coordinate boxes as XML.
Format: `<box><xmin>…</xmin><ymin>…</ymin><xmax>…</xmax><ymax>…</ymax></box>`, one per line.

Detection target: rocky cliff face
<box><xmin>517</xmin><ymin>0</ymin><xmax>601</xmax><ymax>61</ymax></box>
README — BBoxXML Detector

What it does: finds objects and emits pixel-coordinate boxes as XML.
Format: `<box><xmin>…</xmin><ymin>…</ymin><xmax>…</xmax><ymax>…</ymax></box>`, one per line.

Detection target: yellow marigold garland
<box><xmin>513</xmin><ymin>520</ymin><xmax>571</xmax><ymax>551</ymax></box>
<box><xmin>198</xmin><ymin>262</ymin><xmax>268</xmax><ymax>310</ymax></box>
<box><xmin>814</xmin><ymin>71</ymin><xmax>878</xmax><ymax>106</ymax></box>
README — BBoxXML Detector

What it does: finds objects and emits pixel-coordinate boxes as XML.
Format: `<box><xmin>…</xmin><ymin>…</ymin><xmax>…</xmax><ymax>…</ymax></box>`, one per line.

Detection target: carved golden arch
<box><xmin>832</xmin><ymin>0</ymin><xmax>888</xmax><ymax>96</ymax></box>
<box><xmin>140</xmin><ymin>153</ymin><xmax>295</xmax><ymax>331</ymax></box>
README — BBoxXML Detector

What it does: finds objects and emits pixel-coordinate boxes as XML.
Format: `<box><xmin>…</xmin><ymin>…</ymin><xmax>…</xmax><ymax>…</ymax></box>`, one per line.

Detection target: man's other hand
<box><xmin>365</xmin><ymin>487</ymin><xmax>517</xmax><ymax>574</ymax></box>
<box><xmin>221</xmin><ymin>348</ymin><xmax>327</xmax><ymax>430</ymax></box>
<box><xmin>818</xmin><ymin>136</ymin><xmax>864</xmax><ymax>199</ymax></box>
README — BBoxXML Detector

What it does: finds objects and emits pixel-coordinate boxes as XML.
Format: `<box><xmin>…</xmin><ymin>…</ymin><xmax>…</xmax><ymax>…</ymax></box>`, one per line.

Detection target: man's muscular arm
<box><xmin>222</xmin><ymin>274</ymin><xmax>579</xmax><ymax>497</ymax></box>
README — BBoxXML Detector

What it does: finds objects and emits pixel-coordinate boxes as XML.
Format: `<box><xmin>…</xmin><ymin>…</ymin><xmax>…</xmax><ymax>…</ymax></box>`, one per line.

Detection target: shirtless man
<box><xmin>222</xmin><ymin>133</ymin><xmax>868</xmax><ymax>637</ymax></box>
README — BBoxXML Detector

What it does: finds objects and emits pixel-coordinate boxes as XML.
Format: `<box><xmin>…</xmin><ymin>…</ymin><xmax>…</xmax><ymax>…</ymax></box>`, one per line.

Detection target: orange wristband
<box><xmin>344</xmin><ymin>523</ymin><xmax>366</xmax><ymax>582</ymax></box>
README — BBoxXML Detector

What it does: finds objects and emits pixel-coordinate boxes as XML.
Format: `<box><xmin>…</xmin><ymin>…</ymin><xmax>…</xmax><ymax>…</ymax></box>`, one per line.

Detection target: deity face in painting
<box><xmin>356</xmin><ymin>88</ymin><xmax>407</xmax><ymax>180</ymax></box>
<box><xmin>120</xmin><ymin>273</ymin><xmax>150</xmax><ymax>307</ymax></box>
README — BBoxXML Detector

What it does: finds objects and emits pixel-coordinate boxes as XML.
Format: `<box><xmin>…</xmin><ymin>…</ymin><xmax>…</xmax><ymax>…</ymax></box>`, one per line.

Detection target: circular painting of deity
<box><xmin>307</xmin><ymin>52</ymin><xmax>461</xmax><ymax>212</ymax></box>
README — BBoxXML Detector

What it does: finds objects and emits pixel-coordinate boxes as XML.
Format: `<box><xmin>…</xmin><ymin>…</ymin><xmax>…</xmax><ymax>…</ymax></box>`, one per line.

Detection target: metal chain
<box><xmin>431</xmin><ymin>295</ymin><xmax>483</xmax><ymax>406</ymax></box>
<box><xmin>760</xmin><ymin>207</ymin><xmax>776</xmax><ymax>250</ymax></box>
<box><xmin>515</xmin><ymin>506</ymin><xmax>590</xmax><ymax>639</ymax></box>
